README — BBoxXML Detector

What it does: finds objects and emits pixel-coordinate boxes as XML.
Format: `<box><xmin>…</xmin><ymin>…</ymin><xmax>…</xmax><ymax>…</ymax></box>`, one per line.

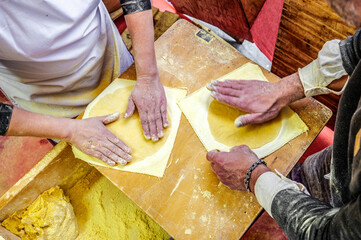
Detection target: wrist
<box><xmin>277</xmin><ymin>72</ymin><xmax>305</xmax><ymax>106</ymax></box>
<box><xmin>136</xmin><ymin>71</ymin><xmax>160</xmax><ymax>84</ymax></box>
<box><xmin>61</xmin><ymin>119</ymin><xmax>78</xmax><ymax>142</ymax></box>
<box><xmin>249</xmin><ymin>164</ymin><xmax>271</xmax><ymax>193</ymax></box>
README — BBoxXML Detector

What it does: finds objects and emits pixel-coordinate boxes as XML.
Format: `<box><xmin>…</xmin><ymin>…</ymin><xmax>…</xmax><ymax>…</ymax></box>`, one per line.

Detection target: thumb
<box><xmin>124</xmin><ymin>98</ymin><xmax>135</xmax><ymax>118</ymax></box>
<box><xmin>206</xmin><ymin>150</ymin><xmax>220</xmax><ymax>162</ymax></box>
<box><xmin>234</xmin><ymin>113</ymin><xmax>264</xmax><ymax>127</ymax></box>
<box><xmin>102</xmin><ymin>112</ymin><xmax>120</xmax><ymax>125</ymax></box>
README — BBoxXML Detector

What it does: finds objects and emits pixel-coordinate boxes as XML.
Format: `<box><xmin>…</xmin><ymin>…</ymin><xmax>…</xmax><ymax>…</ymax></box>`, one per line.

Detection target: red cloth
<box><xmin>251</xmin><ymin>0</ymin><xmax>284</xmax><ymax>61</ymax></box>
<box><xmin>299</xmin><ymin>126</ymin><xmax>334</xmax><ymax>163</ymax></box>
<box><xmin>151</xmin><ymin>0</ymin><xmax>191</xmax><ymax>21</ymax></box>
<box><xmin>114</xmin><ymin>15</ymin><xmax>127</xmax><ymax>34</ymax></box>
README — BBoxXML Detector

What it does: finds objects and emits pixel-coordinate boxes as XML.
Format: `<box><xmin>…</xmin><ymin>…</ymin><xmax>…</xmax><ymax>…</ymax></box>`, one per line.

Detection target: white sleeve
<box><xmin>298</xmin><ymin>39</ymin><xmax>349</xmax><ymax>97</ymax></box>
<box><xmin>254</xmin><ymin>171</ymin><xmax>309</xmax><ymax>218</ymax></box>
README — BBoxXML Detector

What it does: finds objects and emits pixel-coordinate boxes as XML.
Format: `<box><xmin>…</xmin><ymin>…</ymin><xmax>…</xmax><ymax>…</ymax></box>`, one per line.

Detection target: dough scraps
<box><xmin>2</xmin><ymin>186</ymin><xmax>78</xmax><ymax>240</ymax></box>
<box><xmin>178</xmin><ymin>62</ymin><xmax>308</xmax><ymax>158</ymax></box>
<box><xmin>72</xmin><ymin>79</ymin><xmax>187</xmax><ymax>177</ymax></box>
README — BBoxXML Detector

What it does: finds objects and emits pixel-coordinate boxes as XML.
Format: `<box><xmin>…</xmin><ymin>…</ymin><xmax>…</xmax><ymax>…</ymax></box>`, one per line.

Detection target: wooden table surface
<box><xmin>96</xmin><ymin>20</ymin><xmax>332</xmax><ymax>240</ymax></box>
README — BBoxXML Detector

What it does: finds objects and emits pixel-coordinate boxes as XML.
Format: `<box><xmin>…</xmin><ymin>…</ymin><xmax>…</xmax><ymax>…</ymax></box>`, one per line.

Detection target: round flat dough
<box><xmin>207</xmin><ymin>100</ymin><xmax>292</xmax><ymax>149</ymax></box>
<box><xmin>88</xmin><ymin>86</ymin><xmax>170</xmax><ymax>162</ymax></box>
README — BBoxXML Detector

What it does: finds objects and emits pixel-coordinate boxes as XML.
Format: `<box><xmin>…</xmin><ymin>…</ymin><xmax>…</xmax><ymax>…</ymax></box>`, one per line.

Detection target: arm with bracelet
<box><xmin>207</xmin><ymin>28</ymin><xmax>361</xmax><ymax>240</ymax></box>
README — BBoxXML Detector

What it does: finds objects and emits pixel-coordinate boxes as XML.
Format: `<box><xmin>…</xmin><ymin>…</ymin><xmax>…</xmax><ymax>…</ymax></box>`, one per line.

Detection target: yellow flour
<box><xmin>67</xmin><ymin>169</ymin><xmax>170</xmax><ymax>240</ymax></box>
<box><xmin>2</xmin><ymin>186</ymin><xmax>79</xmax><ymax>240</ymax></box>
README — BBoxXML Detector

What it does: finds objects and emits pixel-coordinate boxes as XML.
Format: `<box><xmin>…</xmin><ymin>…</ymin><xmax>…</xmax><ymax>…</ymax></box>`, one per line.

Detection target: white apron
<box><xmin>0</xmin><ymin>0</ymin><xmax>133</xmax><ymax>117</ymax></box>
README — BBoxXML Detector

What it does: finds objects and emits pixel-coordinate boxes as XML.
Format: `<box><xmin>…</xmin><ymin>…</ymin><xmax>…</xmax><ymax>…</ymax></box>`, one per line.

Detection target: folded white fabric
<box><xmin>254</xmin><ymin>170</ymin><xmax>309</xmax><ymax>218</ymax></box>
<box><xmin>298</xmin><ymin>39</ymin><xmax>348</xmax><ymax>97</ymax></box>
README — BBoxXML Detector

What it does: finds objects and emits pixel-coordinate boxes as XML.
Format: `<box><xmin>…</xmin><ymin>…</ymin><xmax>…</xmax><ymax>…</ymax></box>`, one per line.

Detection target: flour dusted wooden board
<box><xmin>96</xmin><ymin>20</ymin><xmax>331</xmax><ymax>239</ymax></box>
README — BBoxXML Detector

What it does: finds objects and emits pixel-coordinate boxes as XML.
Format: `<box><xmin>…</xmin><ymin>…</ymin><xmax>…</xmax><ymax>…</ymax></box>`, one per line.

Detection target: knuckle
<box><xmin>239</xmin><ymin>145</ymin><xmax>250</xmax><ymax>151</ymax></box>
<box><xmin>148</xmin><ymin>116</ymin><xmax>156</xmax><ymax>122</ymax></box>
<box><xmin>140</xmin><ymin>118</ymin><xmax>148</xmax><ymax>125</ymax></box>
<box><xmin>103</xmin><ymin>149</ymin><xmax>112</xmax><ymax>156</ymax></box>
<box><xmin>110</xmin><ymin>146</ymin><xmax>119</xmax><ymax>154</ymax></box>
<box><xmin>93</xmin><ymin>152</ymin><xmax>101</xmax><ymax>159</ymax></box>
<box><xmin>109</xmin><ymin>153</ymin><xmax>119</xmax><ymax>161</ymax></box>
<box><xmin>154</xmin><ymin>112</ymin><xmax>161</xmax><ymax>119</ymax></box>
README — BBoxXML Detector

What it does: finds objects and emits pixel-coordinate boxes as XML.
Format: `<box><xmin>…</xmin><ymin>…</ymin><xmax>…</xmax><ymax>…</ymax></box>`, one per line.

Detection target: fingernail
<box><xmin>104</xmin><ymin>112</ymin><xmax>120</xmax><ymax>123</ymax></box>
<box><xmin>120</xmin><ymin>159</ymin><xmax>127</xmax><ymax>166</ymax></box>
<box><xmin>211</xmin><ymin>80</ymin><xmax>218</xmax><ymax>85</ymax></box>
<box><xmin>125</xmin><ymin>154</ymin><xmax>132</xmax><ymax>161</ymax></box>
<box><xmin>211</xmin><ymin>91</ymin><xmax>216</xmax><ymax>98</ymax></box>
<box><xmin>206</xmin><ymin>83</ymin><xmax>213</xmax><ymax>91</ymax></box>
<box><xmin>234</xmin><ymin>118</ymin><xmax>243</xmax><ymax>127</ymax></box>
<box><xmin>158</xmin><ymin>130</ymin><xmax>164</xmax><ymax>138</ymax></box>
<box><xmin>163</xmin><ymin>122</ymin><xmax>169</xmax><ymax>128</ymax></box>
<box><xmin>144</xmin><ymin>133</ymin><xmax>151</xmax><ymax>140</ymax></box>
<box><xmin>125</xmin><ymin>146</ymin><xmax>131</xmax><ymax>154</ymax></box>
<box><xmin>152</xmin><ymin>135</ymin><xmax>159</xmax><ymax>142</ymax></box>
<box><xmin>124</xmin><ymin>113</ymin><xmax>129</xmax><ymax>118</ymax></box>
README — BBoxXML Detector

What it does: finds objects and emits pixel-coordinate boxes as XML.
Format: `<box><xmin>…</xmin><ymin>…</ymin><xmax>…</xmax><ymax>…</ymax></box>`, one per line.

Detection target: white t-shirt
<box><xmin>0</xmin><ymin>0</ymin><xmax>133</xmax><ymax>117</ymax></box>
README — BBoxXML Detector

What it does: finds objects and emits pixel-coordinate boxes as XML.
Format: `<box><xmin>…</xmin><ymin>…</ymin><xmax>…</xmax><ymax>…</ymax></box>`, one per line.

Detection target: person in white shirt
<box><xmin>0</xmin><ymin>0</ymin><xmax>167</xmax><ymax>166</ymax></box>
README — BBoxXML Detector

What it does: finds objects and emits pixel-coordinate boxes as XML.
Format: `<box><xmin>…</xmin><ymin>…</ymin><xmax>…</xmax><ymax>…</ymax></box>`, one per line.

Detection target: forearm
<box><xmin>6</xmin><ymin>107</ymin><xmax>73</xmax><ymax>141</ymax></box>
<box><xmin>277</xmin><ymin>70</ymin><xmax>348</xmax><ymax>105</ymax></box>
<box><xmin>252</xmin><ymin>170</ymin><xmax>361</xmax><ymax>239</ymax></box>
<box><xmin>125</xmin><ymin>9</ymin><xmax>158</xmax><ymax>81</ymax></box>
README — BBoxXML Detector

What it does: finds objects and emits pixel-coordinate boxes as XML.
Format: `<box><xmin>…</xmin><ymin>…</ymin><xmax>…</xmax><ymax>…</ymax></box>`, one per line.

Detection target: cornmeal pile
<box><xmin>68</xmin><ymin>169</ymin><xmax>170</xmax><ymax>240</ymax></box>
<box><xmin>2</xmin><ymin>169</ymin><xmax>170</xmax><ymax>240</ymax></box>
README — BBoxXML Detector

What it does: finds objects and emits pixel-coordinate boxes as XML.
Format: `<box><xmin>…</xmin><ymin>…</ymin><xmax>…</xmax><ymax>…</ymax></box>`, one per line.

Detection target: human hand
<box><xmin>125</xmin><ymin>75</ymin><xmax>168</xmax><ymax>142</ymax></box>
<box><xmin>68</xmin><ymin>112</ymin><xmax>132</xmax><ymax>166</ymax></box>
<box><xmin>206</xmin><ymin>145</ymin><xmax>270</xmax><ymax>192</ymax></box>
<box><xmin>206</xmin><ymin>73</ymin><xmax>305</xmax><ymax>127</ymax></box>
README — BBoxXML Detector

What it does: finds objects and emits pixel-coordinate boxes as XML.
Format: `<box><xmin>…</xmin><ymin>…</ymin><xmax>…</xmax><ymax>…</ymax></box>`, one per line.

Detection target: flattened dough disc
<box><xmin>178</xmin><ymin>62</ymin><xmax>308</xmax><ymax>158</ymax></box>
<box><xmin>72</xmin><ymin>79</ymin><xmax>187</xmax><ymax>177</ymax></box>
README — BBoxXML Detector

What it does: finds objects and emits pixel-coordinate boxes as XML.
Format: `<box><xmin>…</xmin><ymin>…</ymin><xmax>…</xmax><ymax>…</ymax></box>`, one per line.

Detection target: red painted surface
<box><xmin>242</xmin><ymin>211</ymin><xmax>289</xmax><ymax>240</ymax></box>
<box><xmin>299</xmin><ymin>126</ymin><xmax>334</xmax><ymax>162</ymax></box>
<box><xmin>0</xmin><ymin>136</ymin><xmax>53</xmax><ymax>196</ymax></box>
<box><xmin>0</xmin><ymin>90</ymin><xmax>54</xmax><ymax>196</ymax></box>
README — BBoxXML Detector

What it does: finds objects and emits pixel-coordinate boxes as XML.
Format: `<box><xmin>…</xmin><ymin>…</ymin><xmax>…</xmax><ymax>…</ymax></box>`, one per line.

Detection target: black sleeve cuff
<box><xmin>119</xmin><ymin>0</ymin><xmax>151</xmax><ymax>15</ymax></box>
<box><xmin>340</xmin><ymin>29</ymin><xmax>361</xmax><ymax>76</ymax></box>
<box><xmin>0</xmin><ymin>103</ymin><xmax>13</xmax><ymax>136</ymax></box>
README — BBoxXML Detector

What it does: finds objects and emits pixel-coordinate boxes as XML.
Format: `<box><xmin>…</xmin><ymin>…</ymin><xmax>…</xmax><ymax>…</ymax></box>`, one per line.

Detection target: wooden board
<box><xmin>96</xmin><ymin>20</ymin><xmax>332</xmax><ymax>239</ymax></box>
<box><xmin>121</xmin><ymin>8</ymin><xmax>180</xmax><ymax>53</ymax></box>
<box><xmin>169</xmin><ymin>0</ymin><xmax>256</xmax><ymax>42</ymax></box>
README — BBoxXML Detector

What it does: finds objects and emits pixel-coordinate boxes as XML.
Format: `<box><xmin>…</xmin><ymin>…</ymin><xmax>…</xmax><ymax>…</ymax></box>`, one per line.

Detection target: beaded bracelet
<box><xmin>244</xmin><ymin>159</ymin><xmax>267</xmax><ymax>192</ymax></box>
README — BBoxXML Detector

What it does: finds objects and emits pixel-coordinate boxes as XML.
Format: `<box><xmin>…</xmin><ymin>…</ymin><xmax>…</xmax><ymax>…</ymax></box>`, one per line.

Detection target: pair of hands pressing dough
<box><xmin>71</xmin><ymin>10</ymin><xmax>167</xmax><ymax>167</ymax></box>
<box><xmin>206</xmin><ymin>73</ymin><xmax>305</xmax><ymax>191</ymax></box>
<box><xmin>70</xmin><ymin>77</ymin><xmax>167</xmax><ymax>167</ymax></box>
